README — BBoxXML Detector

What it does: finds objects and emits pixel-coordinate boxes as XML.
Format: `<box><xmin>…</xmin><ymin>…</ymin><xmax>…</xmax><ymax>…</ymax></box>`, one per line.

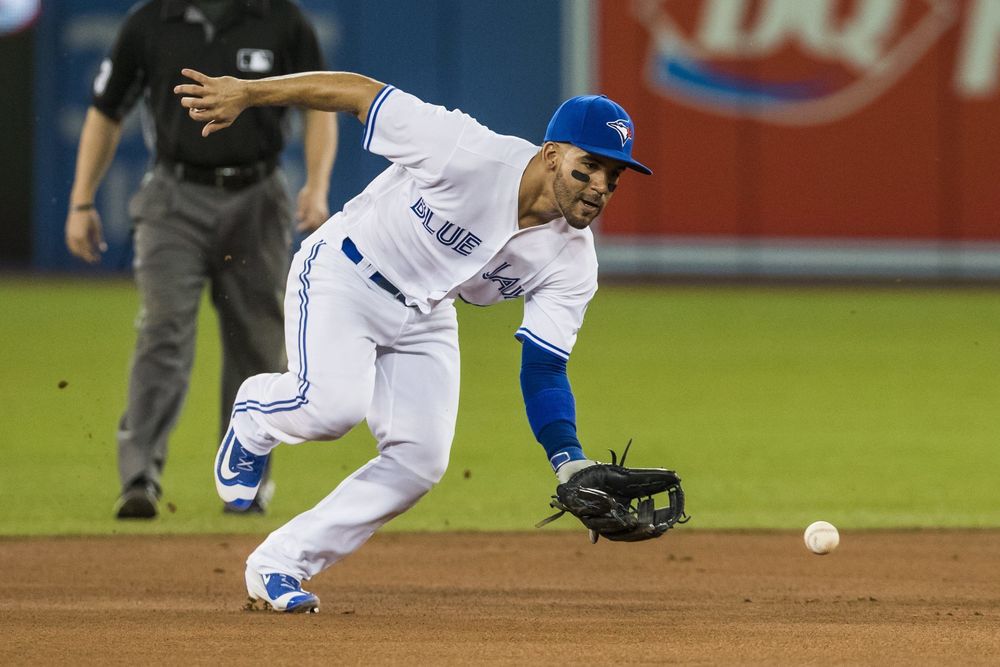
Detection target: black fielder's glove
<box><xmin>536</xmin><ymin>441</ymin><xmax>688</xmax><ymax>543</ymax></box>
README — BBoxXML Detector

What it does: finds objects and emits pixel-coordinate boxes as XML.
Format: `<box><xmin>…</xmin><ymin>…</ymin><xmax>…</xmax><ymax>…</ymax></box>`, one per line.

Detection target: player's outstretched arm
<box><xmin>174</xmin><ymin>68</ymin><xmax>385</xmax><ymax>137</ymax></box>
<box><xmin>519</xmin><ymin>339</ymin><xmax>589</xmax><ymax>479</ymax></box>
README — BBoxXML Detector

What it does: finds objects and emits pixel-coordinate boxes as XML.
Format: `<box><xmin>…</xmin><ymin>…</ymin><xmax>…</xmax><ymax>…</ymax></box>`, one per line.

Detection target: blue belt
<box><xmin>341</xmin><ymin>237</ymin><xmax>408</xmax><ymax>305</ymax></box>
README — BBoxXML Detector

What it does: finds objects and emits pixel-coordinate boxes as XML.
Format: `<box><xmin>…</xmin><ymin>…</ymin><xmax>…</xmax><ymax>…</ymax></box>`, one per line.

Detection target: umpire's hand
<box><xmin>65</xmin><ymin>206</ymin><xmax>107</xmax><ymax>263</ymax></box>
<box><xmin>296</xmin><ymin>185</ymin><xmax>330</xmax><ymax>233</ymax></box>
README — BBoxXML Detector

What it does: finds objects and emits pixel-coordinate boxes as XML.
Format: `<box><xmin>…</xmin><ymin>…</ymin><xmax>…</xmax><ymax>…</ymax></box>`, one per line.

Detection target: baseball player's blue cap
<box><xmin>543</xmin><ymin>95</ymin><xmax>652</xmax><ymax>175</ymax></box>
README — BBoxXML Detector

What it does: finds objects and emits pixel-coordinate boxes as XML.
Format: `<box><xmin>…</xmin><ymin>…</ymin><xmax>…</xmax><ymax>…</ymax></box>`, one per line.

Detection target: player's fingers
<box><xmin>202</xmin><ymin>119</ymin><xmax>231</xmax><ymax>137</ymax></box>
<box><xmin>180</xmin><ymin>68</ymin><xmax>210</xmax><ymax>83</ymax></box>
<box><xmin>189</xmin><ymin>109</ymin><xmax>225</xmax><ymax>127</ymax></box>
<box><xmin>179</xmin><ymin>95</ymin><xmax>208</xmax><ymax>109</ymax></box>
<box><xmin>175</xmin><ymin>88</ymin><xmax>204</xmax><ymax>101</ymax></box>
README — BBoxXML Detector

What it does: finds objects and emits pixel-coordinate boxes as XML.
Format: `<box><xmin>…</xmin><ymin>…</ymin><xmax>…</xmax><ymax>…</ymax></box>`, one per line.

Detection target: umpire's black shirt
<box><xmin>92</xmin><ymin>0</ymin><xmax>324</xmax><ymax>168</ymax></box>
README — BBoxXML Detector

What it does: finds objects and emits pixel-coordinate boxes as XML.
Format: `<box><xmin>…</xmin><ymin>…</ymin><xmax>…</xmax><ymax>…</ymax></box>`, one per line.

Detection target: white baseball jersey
<box><xmin>317</xmin><ymin>86</ymin><xmax>598</xmax><ymax>360</ymax></box>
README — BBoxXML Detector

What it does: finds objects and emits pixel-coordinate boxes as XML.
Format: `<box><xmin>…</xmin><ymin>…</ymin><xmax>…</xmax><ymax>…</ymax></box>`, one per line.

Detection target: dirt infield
<box><xmin>2</xmin><ymin>530</ymin><xmax>998</xmax><ymax>665</ymax></box>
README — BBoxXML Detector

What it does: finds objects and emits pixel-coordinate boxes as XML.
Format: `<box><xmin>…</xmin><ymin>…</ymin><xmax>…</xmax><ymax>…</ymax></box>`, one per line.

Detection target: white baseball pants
<box><xmin>231</xmin><ymin>229</ymin><xmax>460</xmax><ymax>581</ymax></box>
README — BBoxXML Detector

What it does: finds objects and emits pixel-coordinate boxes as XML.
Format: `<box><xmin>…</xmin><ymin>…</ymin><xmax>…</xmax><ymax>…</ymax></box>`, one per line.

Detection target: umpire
<box><xmin>64</xmin><ymin>0</ymin><xmax>337</xmax><ymax>519</ymax></box>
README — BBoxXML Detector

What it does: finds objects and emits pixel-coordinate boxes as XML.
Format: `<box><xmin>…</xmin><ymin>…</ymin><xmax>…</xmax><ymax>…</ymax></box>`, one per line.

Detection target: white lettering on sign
<box><xmin>957</xmin><ymin>0</ymin><xmax>1000</xmax><ymax>96</ymax></box>
<box><xmin>635</xmin><ymin>0</ymin><xmax>981</xmax><ymax>125</ymax></box>
<box><xmin>697</xmin><ymin>0</ymin><xmax>905</xmax><ymax>70</ymax></box>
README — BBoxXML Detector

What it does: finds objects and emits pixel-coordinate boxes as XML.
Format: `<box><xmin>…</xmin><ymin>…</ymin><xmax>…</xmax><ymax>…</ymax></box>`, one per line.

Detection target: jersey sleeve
<box><xmin>515</xmin><ymin>246</ymin><xmax>598</xmax><ymax>361</ymax></box>
<box><xmin>362</xmin><ymin>88</ymin><xmax>472</xmax><ymax>187</ymax></box>
<box><xmin>91</xmin><ymin>7</ymin><xmax>146</xmax><ymax>121</ymax></box>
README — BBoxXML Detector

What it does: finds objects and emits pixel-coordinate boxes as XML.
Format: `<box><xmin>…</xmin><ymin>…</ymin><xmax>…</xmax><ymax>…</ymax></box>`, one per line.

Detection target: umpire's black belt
<box><xmin>341</xmin><ymin>237</ymin><xmax>409</xmax><ymax>305</ymax></box>
<box><xmin>160</xmin><ymin>157</ymin><xmax>276</xmax><ymax>190</ymax></box>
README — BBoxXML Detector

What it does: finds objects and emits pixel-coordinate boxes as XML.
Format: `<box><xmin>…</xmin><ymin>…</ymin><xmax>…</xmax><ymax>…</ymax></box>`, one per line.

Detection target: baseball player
<box><xmin>175</xmin><ymin>68</ymin><xmax>679</xmax><ymax>614</ymax></box>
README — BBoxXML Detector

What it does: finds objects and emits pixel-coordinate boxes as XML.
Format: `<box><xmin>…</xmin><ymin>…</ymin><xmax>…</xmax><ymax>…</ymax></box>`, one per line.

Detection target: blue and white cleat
<box><xmin>214</xmin><ymin>427</ymin><xmax>269</xmax><ymax>511</ymax></box>
<box><xmin>245</xmin><ymin>569</ymin><xmax>320</xmax><ymax>613</ymax></box>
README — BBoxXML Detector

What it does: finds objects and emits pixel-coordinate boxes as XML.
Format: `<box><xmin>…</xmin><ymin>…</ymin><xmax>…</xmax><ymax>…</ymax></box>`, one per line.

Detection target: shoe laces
<box><xmin>236</xmin><ymin>455</ymin><xmax>257</xmax><ymax>472</ymax></box>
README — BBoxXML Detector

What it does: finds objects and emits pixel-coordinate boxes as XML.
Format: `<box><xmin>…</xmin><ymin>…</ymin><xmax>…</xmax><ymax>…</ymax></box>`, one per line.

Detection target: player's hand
<box><xmin>65</xmin><ymin>208</ymin><xmax>107</xmax><ymax>264</ymax></box>
<box><xmin>174</xmin><ymin>68</ymin><xmax>249</xmax><ymax>137</ymax></box>
<box><xmin>295</xmin><ymin>185</ymin><xmax>330</xmax><ymax>233</ymax></box>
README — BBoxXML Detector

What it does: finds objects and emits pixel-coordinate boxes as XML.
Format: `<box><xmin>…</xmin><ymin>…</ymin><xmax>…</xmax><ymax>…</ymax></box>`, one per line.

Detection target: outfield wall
<box><xmin>26</xmin><ymin>0</ymin><xmax>1000</xmax><ymax>280</ymax></box>
<box><xmin>30</xmin><ymin>0</ymin><xmax>562</xmax><ymax>272</ymax></box>
<box><xmin>595</xmin><ymin>0</ymin><xmax>1000</xmax><ymax>279</ymax></box>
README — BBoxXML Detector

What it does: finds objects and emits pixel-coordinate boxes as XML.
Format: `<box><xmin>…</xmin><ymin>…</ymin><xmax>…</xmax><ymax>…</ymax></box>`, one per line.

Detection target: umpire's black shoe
<box><xmin>114</xmin><ymin>481</ymin><xmax>159</xmax><ymax>519</ymax></box>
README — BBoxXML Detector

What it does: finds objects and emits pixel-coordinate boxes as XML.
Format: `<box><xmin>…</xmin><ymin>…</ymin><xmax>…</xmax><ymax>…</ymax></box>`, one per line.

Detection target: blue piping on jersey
<box><xmin>232</xmin><ymin>240</ymin><xmax>325</xmax><ymax>416</ymax></box>
<box><xmin>363</xmin><ymin>85</ymin><xmax>396</xmax><ymax>151</ymax></box>
<box><xmin>515</xmin><ymin>327</ymin><xmax>570</xmax><ymax>360</ymax></box>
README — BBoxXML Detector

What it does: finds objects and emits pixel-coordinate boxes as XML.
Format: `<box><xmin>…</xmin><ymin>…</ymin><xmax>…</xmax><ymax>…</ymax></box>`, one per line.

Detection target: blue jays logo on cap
<box><xmin>606</xmin><ymin>119</ymin><xmax>633</xmax><ymax>147</ymax></box>
<box><xmin>544</xmin><ymin>95</ymin><xmax>652</xmax><ymax>175</ymax></box>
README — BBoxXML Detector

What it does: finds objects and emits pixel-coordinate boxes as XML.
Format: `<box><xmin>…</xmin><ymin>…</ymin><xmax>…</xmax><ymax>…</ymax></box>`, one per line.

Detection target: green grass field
<box><xmin>2</xmin><ymin>277</ymin><xmax>998</xmax><ymax>535</ymax></box>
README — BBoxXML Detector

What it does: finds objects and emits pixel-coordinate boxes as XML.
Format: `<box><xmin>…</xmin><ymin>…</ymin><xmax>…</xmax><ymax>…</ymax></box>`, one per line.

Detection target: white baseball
<box><xmin>804</xmin><ymin>520</ymin><xmax>839</xmax><ymax>555</ymax></box>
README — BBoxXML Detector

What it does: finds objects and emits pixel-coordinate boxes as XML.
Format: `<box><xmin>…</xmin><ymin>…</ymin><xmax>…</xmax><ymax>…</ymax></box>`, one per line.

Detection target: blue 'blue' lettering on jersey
<box><xmin>409</xmin><ymin>197</ymin><xmax>482</xmax><ymax>257</ymax></box>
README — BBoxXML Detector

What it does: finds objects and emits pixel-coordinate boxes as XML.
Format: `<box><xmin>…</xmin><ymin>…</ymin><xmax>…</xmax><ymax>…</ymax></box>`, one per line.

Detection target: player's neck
<box><xmin>517</xmin><ymin>152</ymin><xmax>561</xmax><ymax>229</ymax></box>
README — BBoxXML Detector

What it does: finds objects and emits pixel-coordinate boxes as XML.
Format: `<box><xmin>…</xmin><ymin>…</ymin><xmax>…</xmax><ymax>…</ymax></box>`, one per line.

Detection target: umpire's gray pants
<box><xmin>117</xmin><ymin>164</ymin><xmax>292</xmax><ymax>493</ymax></box>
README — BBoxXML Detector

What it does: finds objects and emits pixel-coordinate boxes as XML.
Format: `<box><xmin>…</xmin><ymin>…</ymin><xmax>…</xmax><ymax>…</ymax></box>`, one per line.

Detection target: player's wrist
<box><xmin>70</xmin><ymin>202</ymin><xmax>95</xmax><ymax>212</ymax></box>
<box><xmin>241</xmin><ymin>79</ymin><xmax>256</xmax><ymax>109</ymax></box>
<box><xmin>554</xmin><ymin>456</ymin><xmax>594</xmax><ymax>483</ymax></box>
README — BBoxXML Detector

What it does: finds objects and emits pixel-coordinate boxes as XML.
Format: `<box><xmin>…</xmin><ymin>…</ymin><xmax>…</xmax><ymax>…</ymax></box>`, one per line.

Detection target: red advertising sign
<box><xmin>599</xmin><ymin>0</ymin><xmax>1000</xmax><ymax>241</ymax></box>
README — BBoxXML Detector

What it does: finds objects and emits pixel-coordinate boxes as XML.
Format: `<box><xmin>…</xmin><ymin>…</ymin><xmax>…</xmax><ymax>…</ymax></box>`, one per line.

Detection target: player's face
<box><xmin>552</xmin><ymin>146</ymin><xmax>627</xmax><ymax>229</ymax></box>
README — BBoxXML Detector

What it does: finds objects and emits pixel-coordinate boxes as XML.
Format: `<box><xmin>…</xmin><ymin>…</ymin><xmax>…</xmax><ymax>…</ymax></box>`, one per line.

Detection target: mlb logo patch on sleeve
<box><xmin>237</xmin><ymin>49</ymin><xmax>274</xmax><ymax>73</ymax></box>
